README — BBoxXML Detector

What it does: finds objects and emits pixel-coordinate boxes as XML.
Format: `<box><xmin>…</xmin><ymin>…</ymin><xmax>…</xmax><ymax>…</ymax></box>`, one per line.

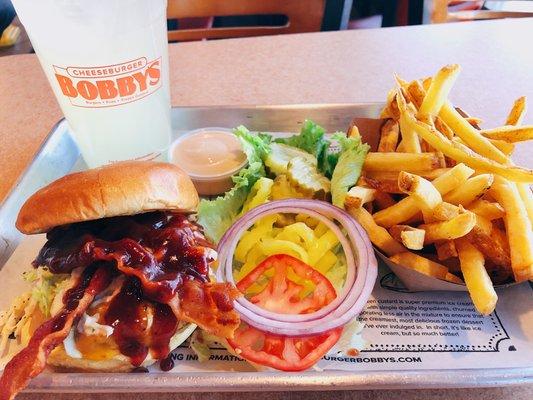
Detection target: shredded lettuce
<box><xmin>326</xmin><ymin>248</ymin><xmax>347</xmax><ymax>293</ymax></box>
<box><xmin>189</xmin><ymin>330</ymin><xmax>212</xmax><ymax>362</ymax></box>
<box><xmin>330</xmin><ymin>133</ymin><xmax>370</xmax><ymax>208</ymax></box>
<box><xmin>197</xmin><ymin>126</ymin><xmax>271</xmax><ymax>244</ymax></box>
<box><xmin>23</xmin><ymin>268</ymin><xmax>70</xmax><ymax>317</ymax></box>
<box><xmin>328</xmin><ymin>319</ymin><xmax>367</xmax><ymax>356</ymax></box>
<box><xmin>189</xmin><ymin>329</ymin><xmax>226</xmax><ymax>362</ymax></box>
<box><xmin>0</xmin><ymin>267</ymin><xmax>70</xmax><ymax>356</ymax></box>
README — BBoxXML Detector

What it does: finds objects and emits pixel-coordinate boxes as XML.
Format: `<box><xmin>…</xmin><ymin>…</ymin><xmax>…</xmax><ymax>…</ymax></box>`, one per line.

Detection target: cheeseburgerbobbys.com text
<box><xmin>323</xmin><ymin>355</ymin><xmax>423</xmax><ymax>364</ymax></box>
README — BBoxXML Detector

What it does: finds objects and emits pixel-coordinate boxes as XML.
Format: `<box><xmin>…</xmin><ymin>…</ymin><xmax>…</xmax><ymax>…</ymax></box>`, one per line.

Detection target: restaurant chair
<box><xmin>166</xmin><ymin>0</ymin><xmax>327</xmax><ymax>42</ymax></box>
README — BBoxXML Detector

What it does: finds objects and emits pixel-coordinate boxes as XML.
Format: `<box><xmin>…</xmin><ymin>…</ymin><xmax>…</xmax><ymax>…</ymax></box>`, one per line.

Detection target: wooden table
<box><xmin>0</xmin><ymin>17</ymin><xmax>532</xmax><ymax>400</ymax></box>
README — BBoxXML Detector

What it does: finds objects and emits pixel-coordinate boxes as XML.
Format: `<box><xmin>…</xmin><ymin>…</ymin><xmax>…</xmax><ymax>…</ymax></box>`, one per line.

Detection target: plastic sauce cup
<box><xmin>168</xmin><ymin>128</ymin><xmax>247</xmax><ymax>196</ymax></box>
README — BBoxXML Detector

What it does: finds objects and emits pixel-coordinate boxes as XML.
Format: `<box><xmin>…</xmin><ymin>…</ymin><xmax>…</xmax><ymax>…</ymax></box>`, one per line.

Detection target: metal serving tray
<box><xmin>0</xmin><ymin>103</ymin><xmax>383</xmax><ymax>266</ymax></box>
<box><xmin>0</xmin><ymin>104</ymin><xmax>531</xmax><ymax>393</ymax></box>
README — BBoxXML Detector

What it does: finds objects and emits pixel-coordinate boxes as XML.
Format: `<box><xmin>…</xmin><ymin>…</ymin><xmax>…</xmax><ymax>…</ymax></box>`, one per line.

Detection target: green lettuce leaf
<box><xmin>274</xmin><ymin>120</ymin><xmax>331</xmax><ymax>176</ymax></box>
<box><xmin>197</xmin><ymin>126</ymin><xmax>270</xmax><ymax>243</ymax></box>
<box><xmin>330</xmin><ymin>133</ymin><xmax>370</xmax><ymax>208</ymax></box>
<box><xmin>234</xmin><ymin>125</ymin><xmax>271</xmax><ymax>164</ymax></box>
<box><xmin>321</xmin><ymin>150</ymin><xmax>341</xmax><ymax>178</ymax></box>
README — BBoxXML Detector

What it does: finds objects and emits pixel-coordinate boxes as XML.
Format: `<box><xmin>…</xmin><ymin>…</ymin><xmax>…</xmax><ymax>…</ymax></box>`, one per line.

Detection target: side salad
<box><xmin>195</xmin><ymin>121</ymin><xmax>376</xmax><ymax>371</ymax></box>
<box><xmin>198</xmin><ymin>120</ymin><xmax>370</xmax><ymax>244</ymax></box>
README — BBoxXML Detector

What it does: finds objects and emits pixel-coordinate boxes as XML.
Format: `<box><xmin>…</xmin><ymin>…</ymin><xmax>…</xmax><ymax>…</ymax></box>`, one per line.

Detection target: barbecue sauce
<box><xmin>33</xmin><ymin>212</ymin><xmax>215</xmax><ymax>365</ymax></box>
<box><xmin>104</xmin><ymin>277</ymin><xmax>178</xmax><ymax>366</ymax></box>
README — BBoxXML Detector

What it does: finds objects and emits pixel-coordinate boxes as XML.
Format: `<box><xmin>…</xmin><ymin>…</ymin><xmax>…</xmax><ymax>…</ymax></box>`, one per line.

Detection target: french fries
<box><xmin>373</xmin><ymin>191</ymin><xmax>396</xmax><ymax>209</ymax></box>
<box><xmin>489</xmin><ymin>177</ymin><xmax>533</xmax><ymax>282</ymax></box>
<box><xmin>378</xmin><ymin>119</ymin><xmax>400</xmax><ymax>152</ymax></box>
<box><xmin>365</xmin><ymin>168</ymin><xmax>450</xmax><ymax>182</ymax></box>
<box><xmin>418</xmin><ymin>64</ymin><xmax>461</xmax><ymax>119</ymax></box>
<box><xmin>517</xmin><ymin>183</ymin><xmax>533</xmax><ymax>224</ymax></box>
<box><xmin>389</xmin><ymin>225</ymin><xmax>425</xmax><ymax>250</ymax></box>
<box><xmin>360</xmin><ymin>176</ymin><xmax>402</xmax><ymax>194</ymax></box>
<box><xmin>456</xmin><ymin>238</ymin><xmax>498</xmax><ymax>315</ymax></box>
<box><xmin>398</xmin><ymin>172</ymin><xmax>442</xmax><ymax>211</ymax></box>
<box><xmin>363</xmin><ymin>152</ymin><xmax>443</xmax><ymax>172</ymax></box>
<box><xmin>420</xmin><ymin>212</ymin><xmax>476</xmax><ymax>244</ymax></box>
<box><xmin>439</xmin><ymin>103</ymin><xmax>508</xmax><ymax>163</ymax></box>
<box><xmin>347</xmin><ymin>64</ymin><xmax>533</xmax><ymax>315</ymax></box>
<box><xmin>445</xmin><ymin>272</ymin><xmax>464</xmax><ymax>284</ymax></box>
<box><xmin>466</xmin><ymin>217</ymin><xmax>511</xmax><ymax>270</ymax></box>
<box><xmin>434</xmin><ymin>116</ymin><xmax>454</xmax><ymax>140</ymax></box>
<box><xmin>399</xmin><ymin>96</ymin><xmax>533</xmax><ymax>183</ymax></box>
<box><xmin>348</xmin><ymin>125</ymin><xmax>360</xmax><ymax>138</ymax></box>
<box><xmin>345</xmin><ymin>186</ymin><xmax>376</xmax><ymax>209</ymax></box>
<box><xmin>466</xmin><ymin>199</ymin><xmax>505</xmax><ymax>221</ymax></box>
<box><xmin>436</xmin><ymin>241</ymin><xmax>458</xmax><ymax>260</ymax></box>
<box><xmin>481</xmin><ymin>125</ymin><xmax>533</xmax><ymax>143</ymax></box>
<box><xmin>381</xmin><ymin>90</ymin><xmax>400</xmax><ymax>120</ymax></box>
<box><xmin>399</xmin><ymin>117</ymin><xmax>422</xmax><ymax>152</ymax></box>
<box><xmin>487</xmin><ymin>138</ymin><xmax>515</xmax><ymax>156</ymax></box>
<box><xmin>346</xmin><ymin>206</ymin><xmax>406</xmax><ymax>256</ymax></box>
<box><xmin>443</xmin><ymin>174</ymin><xmax>494</xmax><ymax>206</ymax></box>
<box><xmin>465</xmin><ymin>116</ymin><xmax>483</xmax><ymax>126</ymax></box>
<box><xmin>505</xmin><ymin>96</ymin><xmax>526</xmax><ymax>126</ymax></box>
<box><xmin>432</xmin><ymin>202</ymin><xmax>462</xmax><ymax>221</ymax></box>
<box><xmin>396</xmin><ymin>140</ymin><xmax>405</xmax><ymax>152</ymax></box>
<box><xmin>373</xmin><ymin>163</ymin><xmax>474</xmax><ymax>227</ymax></box>
<box><xmin>406</xmin><ymin>80</ymin><xmax>425</xmax><ymax>108</ymax></box>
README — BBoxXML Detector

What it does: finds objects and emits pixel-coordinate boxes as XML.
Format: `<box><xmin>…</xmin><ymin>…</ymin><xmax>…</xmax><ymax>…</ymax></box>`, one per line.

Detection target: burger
<box><xmin>0</xmin><ymin>161</ymin><xmax>240</xmax><ymax>399</ymax></box>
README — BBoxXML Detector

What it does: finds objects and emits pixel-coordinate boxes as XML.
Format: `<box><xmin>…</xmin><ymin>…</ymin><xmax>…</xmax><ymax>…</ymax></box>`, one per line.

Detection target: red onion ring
<box><xmin>218</xmin><ymin>205</ymin><xmax>355</xmax><ymax>322</ymax></box>
<box><xmin>216</xmin><ymin>199</ymin><xmax>377</xmax><ymax>336</ymax></box>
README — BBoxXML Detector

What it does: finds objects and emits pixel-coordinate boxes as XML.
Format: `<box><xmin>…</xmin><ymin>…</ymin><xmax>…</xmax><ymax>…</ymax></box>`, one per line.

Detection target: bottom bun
<box><xmin>48</xmin><ymin>323</ymin><xmax>197</xmax><ymax>372</ymax></box>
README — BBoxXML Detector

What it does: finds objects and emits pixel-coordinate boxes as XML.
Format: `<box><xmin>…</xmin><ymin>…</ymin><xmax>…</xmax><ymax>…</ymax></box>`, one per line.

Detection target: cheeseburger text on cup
<box><xmin>53</xmin><ymin>57</ymin><xmax>162</xmax><ymax>108</ymax></box>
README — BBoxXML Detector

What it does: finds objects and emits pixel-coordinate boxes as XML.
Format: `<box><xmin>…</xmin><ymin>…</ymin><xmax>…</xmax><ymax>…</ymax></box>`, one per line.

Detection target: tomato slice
<box><xmin>237</xmin><ymin>254</ymin><xmax>336</xmax><ymax>315</ymax></box>
<box><xmin>229</xmin><ymin>254</ymin><xmax>342</xmax><ymax>371</ymax></box>
<box><xmin>227</xmin><ymin>323</ymin><xmax>343</xmax><ymax>372</ymax></box>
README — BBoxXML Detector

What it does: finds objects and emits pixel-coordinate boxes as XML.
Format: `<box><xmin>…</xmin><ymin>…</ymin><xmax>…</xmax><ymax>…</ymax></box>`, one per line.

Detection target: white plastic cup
<box><xmin>11</xmin><ymin>0</ymin><xmax>171</xmax><ymax>167</ymax></box>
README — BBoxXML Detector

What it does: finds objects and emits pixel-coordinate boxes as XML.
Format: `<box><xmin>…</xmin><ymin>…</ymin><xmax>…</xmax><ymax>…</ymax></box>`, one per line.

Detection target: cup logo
<box><xmin>53</xmin><ymin>57</ymin><xmax>162</xmax><ymax>108</ymax></box>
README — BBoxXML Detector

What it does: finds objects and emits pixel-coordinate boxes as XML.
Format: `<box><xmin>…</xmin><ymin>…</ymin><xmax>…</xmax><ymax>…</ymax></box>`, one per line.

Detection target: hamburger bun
<box><xmin>47</xmin><ymin>323</ymin><xmax>197</xmax><ymax>372</ymax></box>
<box><xmin>16</xmin><ymin>161</ymin><xmax>199</xmax><ymax>234</ymax></box>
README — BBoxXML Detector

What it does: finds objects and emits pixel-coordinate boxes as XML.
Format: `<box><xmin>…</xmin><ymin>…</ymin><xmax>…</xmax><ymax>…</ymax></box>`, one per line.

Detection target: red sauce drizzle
<box><xmin>159</xmin><ymin>355</ymin><xmax>175</xmax><ymax>372</ymax></box>
<box><xmin>104</xmin><ymin>277</ymin><xmax>178</xmax><ymax>366</ymax></box>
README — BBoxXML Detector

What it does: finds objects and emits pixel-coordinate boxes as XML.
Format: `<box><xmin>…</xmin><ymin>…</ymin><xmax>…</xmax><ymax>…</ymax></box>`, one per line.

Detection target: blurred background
<box><xmin>1</xmin><ymin>0</ymin><xmax>532</xmax><ymax>56</ymax></box>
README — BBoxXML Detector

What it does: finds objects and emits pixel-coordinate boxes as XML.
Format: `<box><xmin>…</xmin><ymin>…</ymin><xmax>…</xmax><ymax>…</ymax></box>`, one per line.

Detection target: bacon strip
<box><xmin>169</xmin><ymin>280</ymin><xmax>241</xmax><ymax>339</ymax></box>
<box><xmin>0</xmin><ymin>266</ymin><xmax>112</xmax><ymax>400</ymax></box>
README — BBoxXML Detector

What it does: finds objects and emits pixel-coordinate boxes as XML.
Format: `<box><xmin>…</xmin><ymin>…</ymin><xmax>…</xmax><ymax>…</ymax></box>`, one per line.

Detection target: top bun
<box><xmin>16</xmin><ymin>161</ymin><xmax>199</xmax><ymax>234</ymax></box>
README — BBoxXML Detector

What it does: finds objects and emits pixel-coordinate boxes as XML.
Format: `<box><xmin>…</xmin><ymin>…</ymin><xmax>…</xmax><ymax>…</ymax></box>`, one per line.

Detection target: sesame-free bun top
<box><xmin>16</xmin><ymin>161</ymin><xmax>199</xmax><ymax>234</ymax></box>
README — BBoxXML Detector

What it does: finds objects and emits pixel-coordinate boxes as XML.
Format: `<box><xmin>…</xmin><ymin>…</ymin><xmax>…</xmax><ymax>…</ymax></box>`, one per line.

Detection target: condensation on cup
<box><xmin>11</xmin><ymin>0</ymin><xmax>171</xmax><ymax>167</ymax></box>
